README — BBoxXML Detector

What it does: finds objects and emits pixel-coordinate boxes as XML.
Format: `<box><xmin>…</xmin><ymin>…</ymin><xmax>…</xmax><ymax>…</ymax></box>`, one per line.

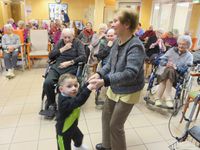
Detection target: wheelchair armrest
<box><xmin>76</xmin><ymin>62</ymin><xmax>85</xmax><ymax>77</ymax></box>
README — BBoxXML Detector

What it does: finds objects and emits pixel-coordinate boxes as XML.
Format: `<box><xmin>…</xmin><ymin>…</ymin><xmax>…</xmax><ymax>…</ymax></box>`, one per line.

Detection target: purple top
<box><xmin>163</xmin><ymin>37</ymin><xmax>177</xmax><ymax>47</ymax></box>
<box><xmin>53</xmin><ymin>30</ymin><xmax>61</xmax><ymax>45</ymax></box>
<box><xmin>135</xmin><ymin>28</ymin><xmax>145</xmax><ymax>37</ymax></box>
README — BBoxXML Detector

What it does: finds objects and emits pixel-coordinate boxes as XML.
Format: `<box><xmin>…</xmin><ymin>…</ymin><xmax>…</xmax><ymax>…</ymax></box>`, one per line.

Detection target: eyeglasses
<box><xmin>63</xmin><ymin>36</ymin><xmax>72</xmax><ymax>39</ymax></box>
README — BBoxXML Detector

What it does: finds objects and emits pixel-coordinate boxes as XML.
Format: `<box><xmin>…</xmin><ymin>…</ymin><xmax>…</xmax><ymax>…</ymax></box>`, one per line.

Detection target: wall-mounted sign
<box><xmin>49</xmin><ymin>3</ymin><xmax>68</xmax><ymax>20</ymax></box>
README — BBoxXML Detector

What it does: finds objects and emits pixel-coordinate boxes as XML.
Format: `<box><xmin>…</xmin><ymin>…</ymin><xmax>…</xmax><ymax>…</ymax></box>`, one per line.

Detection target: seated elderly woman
<box><xmin>155</xmin><ymin>35</ymin><xmax>193</xmax><ymax>107</ymax></box>
<box><xmin>2</xmin><ymin>24</ymin><xmax>20</xmax><ymax>78</ymax></box>
<box><xmin>43</xmin><ymin>28</ymin><xmax>86</xmax><ymax>112</ymax></box>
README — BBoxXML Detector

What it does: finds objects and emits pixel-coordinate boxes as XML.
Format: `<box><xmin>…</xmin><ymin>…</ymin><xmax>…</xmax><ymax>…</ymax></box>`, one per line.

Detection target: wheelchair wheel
<box><xmin>181</xmin><ymin>75</ymin><xmax>192</xmax><ymax>104</ymax></box>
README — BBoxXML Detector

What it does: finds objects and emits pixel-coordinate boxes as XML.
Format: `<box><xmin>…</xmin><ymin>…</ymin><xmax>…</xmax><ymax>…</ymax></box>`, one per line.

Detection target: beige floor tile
<box><xmin>7</xmin><ymin>90</ymin><xmax>29</xmax><ymax>97</ymax></box>
<box><xmin>5</xmin><ymin>96</ymin><xmax>27</xmax><ymax>106</ymax></box>
<box><xmin>127</xmin><ymin>145</ymin><xmax>147</xmax><ymax>150</ymax></box>
<box><xmin>86</xmin><ymin>118</ymin><xmax>102</xmax><ymax>133</ymax></box>
<box><xmin>10</xmin><ymin>141</ymin><xmax>38</xmax><ymax>150</ymax></box>
<box><xmin>154</xmin><ymin>124</ymin><xmax>179</xmax><ymax>141</ymax></box>
<box><xmin>135</xmin><ymin>126</ymin><xmax>164</xmax><ymax>144</ymax></box>
<box><xmin>38</xmin><ymin>139</ymin><xmax>57</xmax><ymax>150</ymax></box>
<box><xmin>128</xmin><ymin>114</ymin><xmax>152</xmax><ymax>128</ymax></box>
<box><xmin>125</xmin><ymin>129</ymin><xmax>143</xmax><ymax>146</ymax></box>
<box><xmin>12</xmin><ymin>125</ymin><xmax>40</xmax><ymax>143</ymax></box>
<box><xmin>28</xmin><ymin>88</ymin><xmax>43</xmax><ymax>95</ymax></box>
<box><xmin>0</xmin><ymin>115</ymin><xmax>20</xmax><ymax>128</ymax></box>
<box><xmin>144</xmin><ymin>112</ymin><xmax>169</xmax><ymax>125</ymax></box>
<box><xmin>89</xmin><ymin>133</ymin><xmax>102</xmax><ymax>150</ymax></box>
<box><xmin>39</xmin><ymin>124</ymin><xmax>56</xmax><ymax>140</ymax></box>
<box><xmin>26</xmin><ymin>95</ymin><xmax>41</xmax><ymax>104</ymax></box>
<box><xmin>1</xmin><ymin>105</ymin><xmax>24</xmax><ymax>116</ymax></box>
<box><xmin>0</xmin><ymin>128</ymin><xmax>15</xmax><ymax>144</ymax></box>
<box><xmin>0</xmin><ymin>99</ymin><xmax>7</xmax><ymax>106</ymax></box>
<box><xmin>83</xmin><ymin>106</ymin><xmax>102</xmax><ymax>120</ymax></box>
<box><xmin>145</xmin><ymin>141</ymin><xmax>169</xmax><ymax>150</ymax></box>
<box><xmin>21</xmin><ymin>103</ymin><xmax>40</xmax><ymax>114</ymax></box>
<box><xmin>129</xmin><ymin>105</ymin><xmax>143</xmax><ymax>115</ymax></box>
<box><xmin>78</xmin><ymin>120</ymin><xmax>89</xmax><ymax>134</ymax></box>
<box><xmin>0</xmin><ymin>144</ymin><xmax>9</xmax><ymax>150</ymax></box>
<box><xmin>18</xmin><ymin>114</ymin><xmax>41</xmax><ymax>126</ymax></box>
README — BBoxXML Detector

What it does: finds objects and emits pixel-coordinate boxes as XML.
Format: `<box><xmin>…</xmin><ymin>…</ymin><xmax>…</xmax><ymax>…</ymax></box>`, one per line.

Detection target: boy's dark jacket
<box><xmin>56</xmin><ymin>84</ymin><xmax>91</xmax><ymax>134</ymax></box>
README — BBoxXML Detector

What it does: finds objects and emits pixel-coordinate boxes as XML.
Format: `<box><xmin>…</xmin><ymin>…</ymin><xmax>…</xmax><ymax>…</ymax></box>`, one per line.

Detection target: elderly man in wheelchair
<box><xmin>41</xmin><ymin>28</ymin><xmax>86</xmax><ymax>118</ymax></box>
<box><xmin>152</xmin><ymin>35</ymin><xmax>193</xmax><ymax>108</ymax></box>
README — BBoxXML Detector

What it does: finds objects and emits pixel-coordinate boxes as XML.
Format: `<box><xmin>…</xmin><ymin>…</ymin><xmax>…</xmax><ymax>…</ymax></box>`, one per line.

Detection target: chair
<box><xmin>13</xmin><ymin>29</ymin><xmax>26</xmax><ymax>71</ymax></box>
<box><xmin>0</xmin><ymin>49</ymin><xmax>3</xmax><ymax>72</ymax></box>
<box><xmin>180</xmin><ymin>72</ymin><xmax>200</xmax><ymax>123</ymax></box>
<box><xmin>191</xmin><ymin>37</ymin><xmax>198</xmax><ymax>51</ymax></box>
<box><xmin>26</xmin><ymin>29</ymin><xmax>51</xmax><ymax>69</ymax></box>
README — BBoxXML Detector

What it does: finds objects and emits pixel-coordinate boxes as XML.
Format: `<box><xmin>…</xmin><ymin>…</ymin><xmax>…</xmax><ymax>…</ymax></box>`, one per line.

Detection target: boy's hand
<box><xmin>87</xmin><ymin>83</ymin><xmax>96</xmax><ymax>91</ymax></box>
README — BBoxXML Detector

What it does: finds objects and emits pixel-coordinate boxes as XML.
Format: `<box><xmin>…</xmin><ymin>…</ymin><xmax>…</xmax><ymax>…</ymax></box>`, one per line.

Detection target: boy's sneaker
<box><xmin>74</xmin><ymin>144</ymin><xmax>89</xmax><ymax>150</ymax></box>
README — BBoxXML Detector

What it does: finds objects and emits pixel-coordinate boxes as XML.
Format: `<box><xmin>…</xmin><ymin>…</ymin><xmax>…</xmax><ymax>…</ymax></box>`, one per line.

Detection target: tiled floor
<box><xmin>0</xmin><ymin>62</ymin><xmax>200</xmax><ymax>150</ymax></box>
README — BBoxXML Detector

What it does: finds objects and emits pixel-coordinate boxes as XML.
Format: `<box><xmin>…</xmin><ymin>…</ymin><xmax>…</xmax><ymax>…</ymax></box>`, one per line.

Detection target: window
<box><xmin>151</xmin><ymin>1</ymin><xmax>192</xmax><ymax>34</ymax></box>
<box><xmin>173</xmin><ymin>2</ymin><xmax>190</xmax><ymax>34</ymax></box>
<box><xmin>159</xmin><ymin>3</ymin><xmax>173</xmax><ymax>31</ymax></box>
<box><xmin>152</xmin><ymin>3</ymin><xmax>160</xmax><ymax>29</ymax></box>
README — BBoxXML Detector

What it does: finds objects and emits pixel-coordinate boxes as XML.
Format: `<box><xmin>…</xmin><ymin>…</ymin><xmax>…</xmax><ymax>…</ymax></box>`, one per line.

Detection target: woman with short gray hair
<box><xmin>177</xmin><ymin>35</ymin><xmax>192</xmax><ymax>49</ymax></box>
<box><xmin>154</xmin><ymin>35</ymin><xmax>193</xmax><ymax>107</ymax></box>
<box><xmin>2</xmin><ymin>24</ymin><xmax>20</xmax><ymax>78</ymax></box>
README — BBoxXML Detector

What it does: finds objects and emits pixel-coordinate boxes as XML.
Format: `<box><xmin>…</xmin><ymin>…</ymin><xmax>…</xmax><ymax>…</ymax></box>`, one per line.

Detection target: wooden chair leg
<box><xmin>195</xmin><ymin>103</ymin><xmax>200</xmax><ymax>120</ymax></box>
<box><xmin>27</xmin><ymin>56</ymin><xmax>31</xmax><ymax>69</ymax></box>
<box><xmin>180</xmin><ymin>99</ymin><xmax>190</xmax><ymax>123</ymax></box>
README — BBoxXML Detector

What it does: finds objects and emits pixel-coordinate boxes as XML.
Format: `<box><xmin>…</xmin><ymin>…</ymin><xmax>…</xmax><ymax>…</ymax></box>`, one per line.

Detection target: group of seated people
<box><xmin>0</xmin><ymin>17</ymin><xmax>199</xmax><ymax>108</ymax></box>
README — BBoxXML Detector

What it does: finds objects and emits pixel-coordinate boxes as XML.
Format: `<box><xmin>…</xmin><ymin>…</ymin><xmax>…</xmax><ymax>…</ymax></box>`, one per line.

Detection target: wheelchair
<box><xmin>144</xmin><ymin>57</ymin><xmax>192</xmax><ymax>115</ymax></box>
<box><xmin>168</xmin><ymin>93</ymin><xmax>200</xmax><ymax>149</ymax></box>
<box><xmin>193</xmin><ymin>60</ymin><xmax>200</xmax><ymax>85</ymax></box>
<box><xmin>39</xmin><ymin>61</ymin><xmax>87</xmax><ymax>119</ymax></box>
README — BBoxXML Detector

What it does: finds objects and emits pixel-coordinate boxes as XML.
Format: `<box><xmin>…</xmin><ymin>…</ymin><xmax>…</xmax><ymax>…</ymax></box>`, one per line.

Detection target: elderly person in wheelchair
<box><xmin>154</xmin><ymin>35</ymin><xmax>193</xmax><ymax>107</ymax></box>
<box><xmin>43</xmin><ymin>28</ymin><xmax>86</xmax><ymax>115</ymax></box>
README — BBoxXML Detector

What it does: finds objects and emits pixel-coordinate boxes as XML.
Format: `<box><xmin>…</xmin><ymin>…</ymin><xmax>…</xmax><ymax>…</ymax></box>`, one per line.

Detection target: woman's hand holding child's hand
<box><xmin>87</xmin><ymin>83</ymin><xmax>97</xmax><ymax>91</ymax></box>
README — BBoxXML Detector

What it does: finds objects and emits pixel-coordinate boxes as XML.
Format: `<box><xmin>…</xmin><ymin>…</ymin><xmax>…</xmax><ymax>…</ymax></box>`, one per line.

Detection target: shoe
<box><xmin>10</xmin><ymin>68</ymin><xmax>15</xmax><ymax>78</ymax></box>
<box><xmin>155</xmin><ymin>99</ymin><xmax>162</xmax><ymax>106</ymax></box>
<box><xmin>74</xmin><ymin>144</ymin><xmax>89</xmax><ymax>150</ymax></box>
<box><xmin>96</xmin><ymin>143</ymin><xmax>111</xmax><ymax>150</ymax></box>
<box><xmin>166</xmin><ymin>100</ymin><xmax>173</xmax><ymax>108</ymax></box>
<box><xmin>6</xmin><ymin>69</ymin><xmax>12</xmax><ymax>78</ymax></box>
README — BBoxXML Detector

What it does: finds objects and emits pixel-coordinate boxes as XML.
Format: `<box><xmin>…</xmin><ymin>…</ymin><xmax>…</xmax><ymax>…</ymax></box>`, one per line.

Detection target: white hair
<box><xmin>177</xmin><ymin>35</ymin><xmax>192</xmax><ymax>49</ymax></box>
<box><xmin>61</xmin><ymin>28</ymin><xmax>75</xmax><ymax>39</ymax></box>
<box><xmin>107</xmin><ymin>28</ymin><xmax>115</xmax><ymax>35</ymax></box>
<box><xmin>99</xmin><ymin>23</ymin><xmax>108</xmax><ymax>31</ymax></box>
<box><xmin>18</xmin><ymin>20</ymin><xmax>25</xmax><ymax>27</ymax></box>
<box><xmin>4</xmin><ymin>24</ymin><xmax>13</xmax><ymax>31</ymax></box>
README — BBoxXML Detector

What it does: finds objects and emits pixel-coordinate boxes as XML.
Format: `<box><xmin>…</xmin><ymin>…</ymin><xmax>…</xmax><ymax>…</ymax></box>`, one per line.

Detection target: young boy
<box><xmin>56</xmin><ymin>73</ymin><xmax>95</xmax><ymax>150</ymax></box>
